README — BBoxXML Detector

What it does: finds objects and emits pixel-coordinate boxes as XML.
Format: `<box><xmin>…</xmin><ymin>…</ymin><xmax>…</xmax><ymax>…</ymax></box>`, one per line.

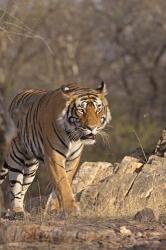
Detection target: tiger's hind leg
<box><xmin>4</xmin><ymin>138</ymin><xmax>32</xmax><ymax>219</ymax></box>
<box><xmin>7</xmin><ymin>156</ymin><xmax>25</xmax><ymax>216</ymax></box>
<box><xmin>22</xmin><ymin>159</ymin><xmax>39</xmax><ymax>211</ymax></box>
<box><xmin>7</xmin><ymin>158</ymin><xmax>39</xmax><ymax>220</ymax></box>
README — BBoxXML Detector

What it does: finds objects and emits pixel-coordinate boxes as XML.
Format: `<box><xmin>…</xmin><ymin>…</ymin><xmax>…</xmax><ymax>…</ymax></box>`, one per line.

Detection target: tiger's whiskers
<box><xmin>97</xmin><ymin>131</ymin><xmax>111</xmax><ymax>149</ymax></box>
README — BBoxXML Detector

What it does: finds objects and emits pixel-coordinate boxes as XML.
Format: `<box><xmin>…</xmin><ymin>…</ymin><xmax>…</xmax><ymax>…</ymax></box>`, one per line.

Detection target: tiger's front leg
<box><xmin>46</xmin><ymin>155</ymin><xmax>81</xmax><ymax>214</ymax></box>
<box><xmin>46</xmin><ymin>151</ymin><xmax>79</xmax><ymax>216</ymax></box>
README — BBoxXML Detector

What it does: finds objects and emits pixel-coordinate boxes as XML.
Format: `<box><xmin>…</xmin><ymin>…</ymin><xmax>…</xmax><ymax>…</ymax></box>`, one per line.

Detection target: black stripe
<box><xmin>35</xmin><ymin>134</ymin><xmax>43</xmax><ymax>156</ymax></box>
<box><xmin>31</xmin><ymin>125</ymin><xmax>37</xmax><ymax>145</ymax></box>
<box><xmin>16</xmin><ymin>91</ymin><xmax>34</xmax><ymax>107</ymax></box>
<box><xmin>24</xmin><ymin>173</ymin><xmax>36</xmax><ymax>178</ymax></box>
<box><xmin>0</xmin><ymin>174</ymin><xmax>7</xmax><ymax>179</ymax></box>
<box><xmin>10</xmin><ymin>180</ymin><xmax>22</xmax><ymax>185</ymax></box>
<box><xmin>46</xmin><ymin>136</ymin><xmax>66</xmax><ymax>158</ymax></box>
<box><xmin>68</xmin><ymin>105</ymin><xmax>77</xmax><ymax>124</ymax></box>
<box><xmin>31</xmin><ymin>123</ymin><xmax>42</xmax><ymax>154</ymax></box>
<box><xmin>34</xmin><ymin>103</ymin><xmax>43</xmax><ymax>152</ymax></box>
<box><xmin>66</xmin><ymin>154</ymin><xmax>80</xmax><ymax>162</ymax></box>
<box><xmin>13</xmin><ymin>140</ymin><xmax>29</xmax><ymax>160</ymax></box>
<box><xmin>4</xmin><ymin>161</ymin><xmax>10</xmax><ymax>169</ymax></box>
<box><xmin>54</xmin><ymin>161</ymin><xmax>65</xmax><ymax>169</ymax></box>
<box><xmin>12</xmin><ymin>144</ymin><xmax>25</xmax><ymax>164</ymax></box>
<box><xmin>25</xmin><ymin>160</ymin><xmax>38</xmax><ymax>167</ymax></box>
<box><xmin>78</xmin><ymin>93</ymin><xmax>98</xmax><ymax>98</ymax></box>
<box><xmin>91</xmin><ymin>97</ymin><xmax>99</xmax><ymax>102</ymax></box>
<box><xmin>12</xmin><ymin>196</ymin><xmax>22</xmax><ymax>200</ymax></box>
<box><xmin>38</xmin><ymin>122</ymin><xmax>43</xmax><ymax>135</ymax></box>
<box><xmin>29</xmin><ymin>102</ymin><xmax>35</xmax><ymax>124</ymax></box>
<box><xmin>55</xmin><ymin>149</ymin><xmax>66</xmax><ymax>158</ymax></box>
<box><xmin>52</xmin><ymin>122</ymin><xmax>68</xmax><ymax>149</ymax></box>
<box><xmin>23</xmin><ymin>109</ymin><xmax>31</xmax><ymax>146</ymax></box>
<box><xmin>8</xmin><ymin>166</ymin><xmax>23</xmax><ymax>175</ymax></box>
<box><xmin>30</xmin><ymin>140</ymin><xmax>38</xmax><ymax>158</ymax></box>
<box><xmin>10</xmin><ymin>153</ymin><xmax>24</xmax><ymax>166</ymax></box>
<box><xmin>38</xmin><ymin>130</ymin><xmax>43</xmax><ymax>144</ymax></box>
<box><xmin>9</xmin><ymin>92</ymin><xmax>28</xmax><ymax>111</ymax></box>
<box><xmin>27</xmin><ymin>106</ymin><xmax>39</xmax><ymax>157</ymax></box>
<box><xmin>66</xmin><ymin>106</ymin><xmax>71</xmax><ymax>120</ymax></box>
<box><xmin>35</xmin><ymin>100</ymin><xmax>40</xmax><ymax>121</ymax></box>
<box><xmin>1</xmin><ymin>169</ymin><xmax>7</xmax><ymax>173</ymax></box>
<box><xmin>69</xmin><ymin>115</ymin><xmax>79</xmax><ymax>120</ymax></box>
<box><xmin>24</xmin><ymin>170</ymin><xmax>37</xmax><ymax>177</ymax></box>
<box><xmin>23</xmin><ymin>182</ymin><xmax>32</xmax><ymax>186</ymax></box>
<box><xmin>37</xmin><ymin>156</ymin><xmax>44</xmax><ymax>162</ymax></box>
<box><xmin>25</xmin><ymin>168</ymin><xmax>37</xmax><ymax>174</ymax></box>
<box><xmin>11</xmin><ymin>191</ymin><xmax>22</xmax><ymax>196</ymax></box>
<box><xmin>38</xmin><ymin>122</ymin><xmax>44</xmax><ymax>146</ymax></box>
<box><xmin>70</xmin><ymin>144</ymin><xmax>83</xmax><ymax>158</ymax></box>
<box><xmin>79</xmin><ymin>97</ymin><xmax>89</xmax><ymax>101</ymax></box>
<box><xmin>45</xmin><ymin>91</ymin><xmax>55</xmax><ymax>105</ymax></box>
<box><xmin>66</xmin><ymin>169</ymin><xmax>73</xmax><ymax>172</ymax></box>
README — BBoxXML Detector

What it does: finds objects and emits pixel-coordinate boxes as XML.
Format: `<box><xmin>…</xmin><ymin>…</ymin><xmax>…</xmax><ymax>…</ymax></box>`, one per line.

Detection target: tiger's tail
<box><xmin>0</xmin><ymin>162</ymin><xmax>9</xmax><ymax>184</ymax></box>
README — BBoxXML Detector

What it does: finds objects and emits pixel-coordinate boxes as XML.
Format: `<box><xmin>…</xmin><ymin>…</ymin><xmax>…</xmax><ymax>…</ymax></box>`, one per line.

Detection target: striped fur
<box><xmin>0</xmin><ymin>82</ymin><xmax>111</xmax><ymax>216</ymax></box>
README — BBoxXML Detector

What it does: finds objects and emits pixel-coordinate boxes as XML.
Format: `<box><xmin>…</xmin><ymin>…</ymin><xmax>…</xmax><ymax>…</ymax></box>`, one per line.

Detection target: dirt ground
<box><xmin>0</xmin><ymin>214</ymin><xmax>165</xmax><ymax>250</ymax></box>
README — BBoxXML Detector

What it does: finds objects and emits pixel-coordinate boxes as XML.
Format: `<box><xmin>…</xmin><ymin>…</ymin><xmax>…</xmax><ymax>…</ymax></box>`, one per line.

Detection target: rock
<box><xmin>72</xmin><ymin>161</ymin><xmax>113</xmax><ymax>194</ymax></box>
<box><xmin>134</xmin><ymin>208</ymin><xmax>157</xmax><ymax>222</ymax></box>
<box><xmin>155</xmin><ymin>128</ymin><xmax>166</xmax><ymax>157</ymax></box>
<box><xmin>0</xmin><ymin>222</ymin><xmax>116</xmax><ymax>244</ymax></box>
<box><xmin>78</xmin><ymin>155</ymin><xmax>166</xmax><ymax>218</ymax></box>
<box><xmin>0</xmin><ymin>219</ymin><xmax>165</xmax><ymax>249</ymax></box>
<box><xmin>120</xmin><ymin>226</ymin><xmax>132</xmax><ymax>237</ymax></box>
<box><xmin>120</xmin><ymin>156</ymin><xmax>143</xmax><ymax>173</ymax></box>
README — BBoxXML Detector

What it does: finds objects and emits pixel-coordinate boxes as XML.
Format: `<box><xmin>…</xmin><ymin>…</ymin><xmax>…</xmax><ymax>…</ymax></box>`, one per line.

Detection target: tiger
<box><xmin>0</xmin><ymin>82</ymin><xmax>111</xmax><ymax>219</ymax></box>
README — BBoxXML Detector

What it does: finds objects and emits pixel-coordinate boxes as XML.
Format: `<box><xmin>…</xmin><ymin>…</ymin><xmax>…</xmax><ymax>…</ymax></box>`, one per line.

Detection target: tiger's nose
<box><xmin>85</xmin><ymin>125</ymin><xmax>97</xmax><ymax>135</ymax></box>
<box><xmin>86</xmin><ymin>125</ymin><xmax>96</xmax><ymax>132</ymax></box>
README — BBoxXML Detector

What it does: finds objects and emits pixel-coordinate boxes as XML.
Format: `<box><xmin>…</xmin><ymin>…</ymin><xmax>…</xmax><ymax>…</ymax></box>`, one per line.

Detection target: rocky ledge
<box><xmin>0</xmin><ymin>218</ymin><xmax>166</xmax><ymax>249</ymax></box>
<box><xmin>73</xmin><ymin>155</ymin><xmax>166</xmax><ymax>220</ymax></box>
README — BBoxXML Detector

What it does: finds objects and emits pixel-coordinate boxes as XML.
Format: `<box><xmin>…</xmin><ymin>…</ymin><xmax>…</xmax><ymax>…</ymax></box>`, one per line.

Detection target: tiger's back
<box><xmin>9</xmin><ymin>89</ymin><xmax>48</xmax><ymax>125</ymax></box>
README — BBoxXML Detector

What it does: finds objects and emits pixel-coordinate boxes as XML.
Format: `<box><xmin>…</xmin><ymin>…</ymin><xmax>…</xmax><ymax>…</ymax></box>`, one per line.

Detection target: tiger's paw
<box><xmin>62</xmin><ymin>203</ymin><xmax>81</xmax><ymax>218</ymax></box>
<box><xmin>11</xmin><ymin>211</ymin><xmax>25</xmax><ymax>220</ymax></box>
<box><xmin>44</xmin><ymin>198</ymin><xmax>60</xmax><ymax>215</ymax></box>
<box><xmin>1</xmin><ymin>210</ymin><xmax>25</xmax><ymax>220</ymax></box>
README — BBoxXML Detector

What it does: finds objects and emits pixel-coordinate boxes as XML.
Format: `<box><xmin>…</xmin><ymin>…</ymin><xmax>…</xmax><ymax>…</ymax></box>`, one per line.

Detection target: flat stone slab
<box><xmin>0</xmin><ymin>218</ymin><xmax>165</xmax><ymax>249</ymax></box>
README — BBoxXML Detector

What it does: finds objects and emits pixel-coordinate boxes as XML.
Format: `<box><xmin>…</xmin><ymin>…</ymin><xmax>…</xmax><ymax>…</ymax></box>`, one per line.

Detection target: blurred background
<box><xmin>0</xmin><ymin>0</ymin><xmax>165</xmax><ymax>165</ymax></box>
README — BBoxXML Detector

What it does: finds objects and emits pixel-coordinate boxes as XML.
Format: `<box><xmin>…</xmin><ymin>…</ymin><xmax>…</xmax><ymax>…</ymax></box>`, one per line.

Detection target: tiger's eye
<box><xmin>77</xmin><ymin>108</ymin><xmax>84</xmax><ymax>114</ymax></box>
<box><xmin>101</xmin><ymin>116</ymin><xmax>106</xmax><ymax>124</ymax></box>
<box><xmin>75</xmin><ymin>118</ymin><xmax>80</xmax><ymax>123</ymax></box>
<box><xmin>97</xmin><ymin>104</ymin><xmax>102</xmax><ymax>113</ymax></box>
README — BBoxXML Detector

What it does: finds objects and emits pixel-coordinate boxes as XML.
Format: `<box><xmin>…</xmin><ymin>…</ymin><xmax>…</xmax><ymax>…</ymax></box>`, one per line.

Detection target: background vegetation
<box><xmin>0</xmin><ymin>0</ymin><xmax>165</xmax><ymax>166</ymax></box>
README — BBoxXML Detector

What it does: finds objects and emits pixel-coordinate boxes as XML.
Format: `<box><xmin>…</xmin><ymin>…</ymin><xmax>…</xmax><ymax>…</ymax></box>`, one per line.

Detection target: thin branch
<box><xmin>4</xmin><ymin>21</ymin><xmax>30</xmax><ymax>32</ymax></box>
<box><xmin>0</xmin><ymin>7</ymin><xmax>33</xmax><ymax>32</ymax></box>
<box><xmin>132</xmin><ymin>129</ymin><xmax>148</xmax><ymax>162</ymax></box>
<box><xmin>0</xmin><ymin>26</ymin><xmax>14</xmax><ymax>42</ymax></box>
<box><xmin>0</xmin><ymin>8</ymin><xmax>54</xmax><ymax>55</ymax></box>
<box><xmin>6</xmin><ymin>30</ymin><xmax>54</xmax><ymax>55</ymax></box>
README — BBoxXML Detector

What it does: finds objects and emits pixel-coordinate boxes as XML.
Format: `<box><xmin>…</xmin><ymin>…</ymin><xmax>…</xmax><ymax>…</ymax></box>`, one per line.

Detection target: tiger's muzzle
<box><xmin>81</xmin><ymin>133</ymin><xmax>96</xmax><ymax>140</ymax></box>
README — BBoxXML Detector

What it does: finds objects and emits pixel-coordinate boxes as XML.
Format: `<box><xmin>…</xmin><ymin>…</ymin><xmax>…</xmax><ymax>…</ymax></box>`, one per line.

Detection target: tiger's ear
<box><xmin>96</xmin><ymin>81</ymin><xmax>107</xmax><ymax>96</ymax></box>
<box><xmin>60</xmin><ymin>84</ymin><xmax>77</xmax><ymax>98</ymax></box>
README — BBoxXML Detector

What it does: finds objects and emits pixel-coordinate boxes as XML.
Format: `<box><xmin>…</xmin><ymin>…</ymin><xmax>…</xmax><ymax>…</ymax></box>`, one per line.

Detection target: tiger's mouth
<box><xmin>81</xmin><ymin>133</ymin><xmax>96</xmax><ymax>140</ymax></box>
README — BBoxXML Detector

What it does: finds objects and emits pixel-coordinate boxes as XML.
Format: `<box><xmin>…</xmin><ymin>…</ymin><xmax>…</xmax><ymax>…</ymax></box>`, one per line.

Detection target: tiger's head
<box><xmin>60</xmin><ymin>82</ymin><xmax>111</xmax><ymax>145</ymax></box>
